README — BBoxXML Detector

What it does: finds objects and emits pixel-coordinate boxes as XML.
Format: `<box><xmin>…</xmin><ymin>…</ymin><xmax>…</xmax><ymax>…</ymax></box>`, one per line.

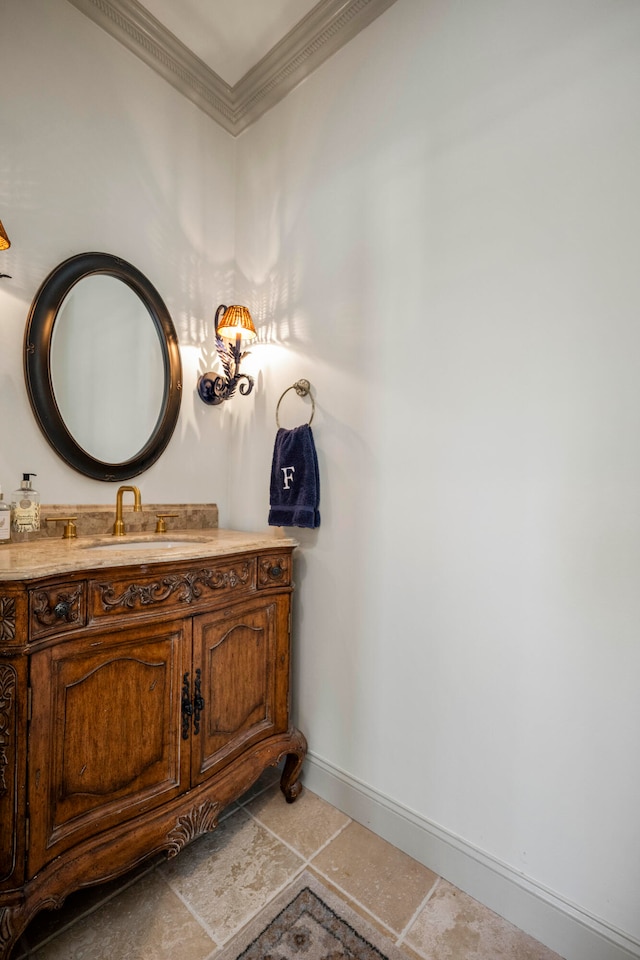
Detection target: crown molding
<box><xmin>66</xmin><ymin>0</ymin><xmax>399</xmax><ymax>136</ymax></box>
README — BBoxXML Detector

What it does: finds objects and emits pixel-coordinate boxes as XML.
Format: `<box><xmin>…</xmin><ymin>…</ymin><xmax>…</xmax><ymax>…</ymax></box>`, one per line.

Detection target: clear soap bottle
<box><xmin>11</xmin><ymin>472</ymin><xmax>40</xmax><ymax>541</ymax></box>
<box><xmin>0</xmin><ymin>486</ymin><xmax>10</xmax><ymax>545</ymax></box>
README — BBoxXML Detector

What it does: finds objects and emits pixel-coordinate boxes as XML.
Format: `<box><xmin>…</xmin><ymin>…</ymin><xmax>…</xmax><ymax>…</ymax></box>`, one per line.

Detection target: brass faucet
<box><xmin>112</xmin><ymin>485</ymin><xmax>142</xmax><ymax>536</ymax></box>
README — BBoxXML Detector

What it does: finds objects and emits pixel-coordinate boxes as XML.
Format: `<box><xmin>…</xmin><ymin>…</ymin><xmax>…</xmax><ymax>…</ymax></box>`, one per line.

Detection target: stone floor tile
<box><xmin>310</xmin><ymin>820</ymin><xmax>438</xmax><ymax>935</ymax></box>
<box><xmin>28</xmin><ymin>870</ymin><xmax>215</xmax><ymax>960</ymax></box>
<box><xmin>304</xmin><ymin>866</ymin><xmax>413</xmax><ymax>948</ymax></box>
<box><xmin>14</xmin><ymin>859</ymin><xmax>162</xmax><ymax>958</ymax></box>
<box><xmin>159</xmin><ymin>807</ymin><xmax>304</xmax><ymax>943</ymax></box>
<box><xmin>14</xmin><ymin>790</ymin><xmax>565</xmax><ymax>960</ymax></box>
<box><xmin>246</xmin><ymin>782</ymin><xmax>351</xmax><ymax>858</ymax></box>
<box><xmin>405</xmin><ymin>879</ymin><xmax>563</xmax><ymax>960</ymax></box>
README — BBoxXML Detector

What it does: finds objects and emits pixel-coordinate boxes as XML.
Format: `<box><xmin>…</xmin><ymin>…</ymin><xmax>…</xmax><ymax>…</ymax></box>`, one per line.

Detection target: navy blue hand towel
<box><xmin>268</xmin><ymin>424</ymin><xmax>320</xmax><ymax>528</ymax></box>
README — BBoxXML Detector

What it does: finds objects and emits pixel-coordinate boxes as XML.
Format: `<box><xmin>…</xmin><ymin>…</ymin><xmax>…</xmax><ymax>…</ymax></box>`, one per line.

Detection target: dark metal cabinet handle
<box><xmin>193</xmin><ymin>668</ymin><xmax>205</xmax><ymax>735</ymax></box>
<box><xmin>270</xmin><ymin>564</ymin><xmax>283</xmax><ymax>579</ymax></box>
<box><xmin>181</xmin><ymin>670</ymin><xmax>205</xmax><ymax>739</ymax></box>
<box><xmin>53</xmin><ymin>600</ymin><xmax>72</xmax><ymax>620</ymax></box>
<box><xmin>181</xmin><ymin>672</ymin><xmax>193</xmax><ymax>740</ymax></box>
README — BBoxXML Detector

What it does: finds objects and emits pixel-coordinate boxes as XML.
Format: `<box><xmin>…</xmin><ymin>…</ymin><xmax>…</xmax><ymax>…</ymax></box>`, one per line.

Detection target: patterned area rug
<box><xmin>216</xmin><ymin>871</ymin><xmax>409</xmax><ymax>960</ymax></box>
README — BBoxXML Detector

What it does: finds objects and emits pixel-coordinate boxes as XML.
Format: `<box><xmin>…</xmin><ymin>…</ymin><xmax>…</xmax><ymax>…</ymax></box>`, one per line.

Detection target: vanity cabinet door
<box><xmin>28</xmin><ymin>620</ymin><xmax>190</xmax><ymax>875</ymax></box>
<box><xmin>190</xmin><ymin>595</ymin><xmax>291</xmax><ymax>786</ymax></box>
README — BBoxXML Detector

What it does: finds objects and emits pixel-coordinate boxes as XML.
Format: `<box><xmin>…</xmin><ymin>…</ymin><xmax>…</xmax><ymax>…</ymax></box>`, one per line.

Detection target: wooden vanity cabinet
<box><xmin>27</xmin><ymin>620</ymin><xmax>190</xmax><ymax>876</ymax></box>
<box><xmin>192</xmin><ymin>595</ymin><xmax>290</xmax><ymax>784</ymax></box>
<box><xmin>0</xmin><ymin>543</ymin><xmax>306</xmax><ymax>960</ymax></box>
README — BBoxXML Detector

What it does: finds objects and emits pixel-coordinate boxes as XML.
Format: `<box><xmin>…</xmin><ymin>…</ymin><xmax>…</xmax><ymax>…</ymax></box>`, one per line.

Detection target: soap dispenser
<box><xmin>0</xmin><ymin>486</ymin><xmax>10</xmax><ymax>545</ymax></box>
<box><xmin>11</xmin><ymin>472</ymin><xmax>40</xmax><ymax>541</ymax></box>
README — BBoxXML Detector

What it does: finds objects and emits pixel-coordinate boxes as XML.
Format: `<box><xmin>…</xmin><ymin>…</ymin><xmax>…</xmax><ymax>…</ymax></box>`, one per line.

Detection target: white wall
<box><xmin>232</xmin><ymin>0</ymin><xmax>640</xmax><ymax>956</ymax></box>
<box><xmin>0</xmin><ymin>0</ymin><xmax>237</xmax><ymax>517</ymax></box>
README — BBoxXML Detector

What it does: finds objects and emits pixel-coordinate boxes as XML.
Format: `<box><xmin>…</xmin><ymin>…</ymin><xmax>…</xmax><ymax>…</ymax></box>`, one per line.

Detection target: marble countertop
<box><xmin>0</xmin><ymin>529</ymin><xmax>296</xmax><ymax>581</ymax></box>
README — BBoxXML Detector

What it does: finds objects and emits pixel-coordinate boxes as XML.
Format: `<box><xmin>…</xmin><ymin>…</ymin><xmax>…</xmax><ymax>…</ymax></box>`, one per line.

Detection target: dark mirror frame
<box><xmin>24</xmin><ymin>252</ymin><xmax>182</xmax><ymax>482</ymax></box>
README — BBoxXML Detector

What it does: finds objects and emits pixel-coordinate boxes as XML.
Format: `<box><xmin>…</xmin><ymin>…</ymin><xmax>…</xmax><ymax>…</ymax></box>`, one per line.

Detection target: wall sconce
<box><xmin>0</xmin><ymin>220</ymin><xmax>10</xmax><ymax>251</ymax></box>
<box><xmin>0</xmin><ymin>219</ymin><xmax>10</xmax><ymax>279</ymax></box>
<box><xmin>197</xmin><ymin>304</ymin><xmax>257</xmax><ymax>405</ymax></box>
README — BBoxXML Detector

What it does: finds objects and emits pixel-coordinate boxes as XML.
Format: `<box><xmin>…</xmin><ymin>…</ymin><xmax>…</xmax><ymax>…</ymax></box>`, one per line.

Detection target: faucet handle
<box><xmin>46</xmin><ymin>516</ymin><xmax>78</xmax><ymax>539</ymax></box>
<box><xmin>155</xmin><ymin>513</ymin><xmax>179</xmax><ymax>534</ymax></box>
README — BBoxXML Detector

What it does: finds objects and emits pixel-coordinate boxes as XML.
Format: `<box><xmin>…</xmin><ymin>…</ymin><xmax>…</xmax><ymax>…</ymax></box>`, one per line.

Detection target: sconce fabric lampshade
<box><xmin>0</xmin><ymin>220</ymin><xmax>10</xmax><ymax>251</ymax></box>
<box><xmin>216</xmin><ymin>304</ymin><xmax>257</xmax><ymax>341</ymax></box>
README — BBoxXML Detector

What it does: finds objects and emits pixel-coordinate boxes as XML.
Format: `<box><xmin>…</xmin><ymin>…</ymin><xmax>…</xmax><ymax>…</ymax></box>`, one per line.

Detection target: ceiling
<box><xmin>66</xmin><ymin>0</ymin><xmax>400</xmax><ymax>136</ymax></box>
<box><xmin>140</xmin><ymin>0</ymin><xmax>320</xmax><ymax>87</ymax></box>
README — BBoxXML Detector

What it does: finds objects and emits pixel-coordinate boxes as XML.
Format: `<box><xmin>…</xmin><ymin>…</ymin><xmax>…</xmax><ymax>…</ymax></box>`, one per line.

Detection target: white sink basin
<box><xmin>85</xmin><ymin>538</ymin><xmax>207</xmax><ymax>551</ymax></box>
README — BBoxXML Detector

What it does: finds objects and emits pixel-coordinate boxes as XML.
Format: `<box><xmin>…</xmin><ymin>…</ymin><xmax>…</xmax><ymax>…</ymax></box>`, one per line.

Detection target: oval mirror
<box><xmin>24</xmin><ymin>252</ymin><xmax>182</xmax><ymax>481</ymax></box>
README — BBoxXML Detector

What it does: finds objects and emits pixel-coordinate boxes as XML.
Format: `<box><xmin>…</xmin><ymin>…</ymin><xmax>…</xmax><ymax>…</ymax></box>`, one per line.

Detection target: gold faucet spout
<box><xmin>112</xmin><ymin>485</ymin><xmax>142</xmax><ymax>536</ymax></box>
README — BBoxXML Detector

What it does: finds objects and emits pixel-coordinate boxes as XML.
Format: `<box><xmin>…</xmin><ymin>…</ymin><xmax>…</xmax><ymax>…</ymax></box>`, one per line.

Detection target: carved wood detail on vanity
<box><xmin>31</xmin><ymin>585</ymin><xmax>85</xmax><ymax>635</ymax></box>
<box><xmin>166</xmin><ymin>799</ymin><xmax>221</xmax><ymax>857</ymax></box>
<box><xmin>0</xmin><ymin>600</ymin><xmax>16</xmax><ymax>643</ymax></box>
<box><xmin>0</xmin><ymin>665</ymin><xmax>17</xmax><ymax>885</ymax></box>
<box><xmin>95</xmin><ymin>560</ymin><xmax>254</xmax><ymax>614</ymax></box>
<box><xmin>0</xmin><ymin>666</ymin><xmax>16</xmax><ymax>798</ymax></box>
<box><xmin>0</xmin><ymin>909</ymin><xmax>15</xmax><ymax>960</ymax></box>
<box><xmin>258</xmin><ymin>555</ymin><xmax>291</xmax><ymax>587</ymax></box>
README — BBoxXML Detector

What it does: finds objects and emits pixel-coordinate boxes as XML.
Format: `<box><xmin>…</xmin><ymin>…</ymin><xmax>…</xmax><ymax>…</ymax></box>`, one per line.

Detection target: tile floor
<box><xmin>14</xmin><ymin>770</ymin><xmax>563</xmax><ymax>960</ymax></box>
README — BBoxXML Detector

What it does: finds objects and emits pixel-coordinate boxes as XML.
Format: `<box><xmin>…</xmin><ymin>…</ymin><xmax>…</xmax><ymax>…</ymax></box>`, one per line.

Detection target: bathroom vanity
<box><xmin>0</xmin><ymin>530</ymin><xmax>306</xmax><ymax>959</ymax></box>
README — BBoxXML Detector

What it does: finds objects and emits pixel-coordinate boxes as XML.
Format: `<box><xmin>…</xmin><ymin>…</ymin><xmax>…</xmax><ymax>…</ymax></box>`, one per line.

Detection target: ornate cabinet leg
<box><xmin>279</xmin><ymin>728</ymin><xmax>307</xmax><ymax>803</ymax></box>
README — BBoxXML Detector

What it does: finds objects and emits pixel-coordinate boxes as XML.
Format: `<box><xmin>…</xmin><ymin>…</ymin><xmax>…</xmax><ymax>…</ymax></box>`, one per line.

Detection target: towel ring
<box><xmin>276</xmin><ymin>379</ymin><xmax>315</xmax><ymax>428</ymax></box>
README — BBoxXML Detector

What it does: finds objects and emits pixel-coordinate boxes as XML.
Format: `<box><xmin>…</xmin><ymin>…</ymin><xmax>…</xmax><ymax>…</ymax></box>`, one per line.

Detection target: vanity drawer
<box><xmin>257</xmin><ymin>554</ymin><xmax>292</xmax><ymax>589</ymax></box>
<box><xmin>29</xmin><ymin>581</ymin><xmax>87</xmax><ymax>641</ymax></box>
<box><xmin>89</xmin><ymin>556</ymin><xmax>257</xmax><ymax>622</ymax></box>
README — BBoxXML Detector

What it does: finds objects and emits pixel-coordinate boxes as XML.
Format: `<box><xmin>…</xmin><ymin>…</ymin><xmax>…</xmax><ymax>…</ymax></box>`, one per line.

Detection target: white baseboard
<box><xmin>302</xmin><ymin>752</ymin><xmax>640</xmax><ymax>960</ymax></box>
